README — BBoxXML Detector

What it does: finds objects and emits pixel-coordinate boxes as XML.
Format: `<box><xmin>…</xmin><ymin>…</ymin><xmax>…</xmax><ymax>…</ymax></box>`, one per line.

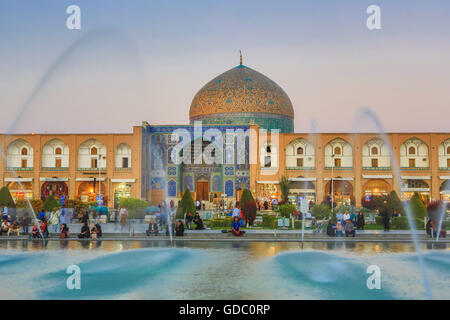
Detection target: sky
<box><xmin>0</xmin><ymin>0</ymin><xmax>449</xmax><ymax>134</ymax></box>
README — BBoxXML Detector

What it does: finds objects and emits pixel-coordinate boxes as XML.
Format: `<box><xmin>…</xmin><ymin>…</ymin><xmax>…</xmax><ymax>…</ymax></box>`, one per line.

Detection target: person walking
<box><xmin>356</xmin><ymin>212</ymin><xmax>365</xmax><ymax>230</ymax></box>
<box><xmin>119</xmin><ymin>206</ymin><xmax>128</xmax><ymax>228</ymax></box>
<box><xmin>2</xmin><ymin>206</ymin><xmax>8</xmax><ymax>220</ymax></box>
<box><xmin>22</xmin><ymin>215</ymin><xmax>29</xmax><ymax>235</ymax></box>
<box><xmin>185</xmin><ymin>212</ymin><xmax>193</xmax><ymax>230</ymax></box>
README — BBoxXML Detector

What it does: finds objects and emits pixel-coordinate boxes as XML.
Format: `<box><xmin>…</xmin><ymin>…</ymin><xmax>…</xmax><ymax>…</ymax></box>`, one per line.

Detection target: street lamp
<box><xmin>98</xmin><ymin>154</ymin><xmax>106</xmax><ymax>205</ymax></box>
<box><xmin>331</xmin><ymin>153</ymin><xmax>335</xmax><ymax>212</ymax></box>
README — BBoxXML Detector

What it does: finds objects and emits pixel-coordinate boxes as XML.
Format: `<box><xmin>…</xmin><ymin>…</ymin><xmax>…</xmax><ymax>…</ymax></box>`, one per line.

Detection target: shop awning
<box><xmin>400</xmin><ymin>188</ymin><xmax>430</xmax><ymax>192</ymax></box>
<box><xmin>439</xmin><ymin>176</ymin><xmax>450</xmax><ymax>180</ymax></box>
<box><xmin>401</xmin><ymin>176</ymin><xmax>431</xmax><ymax>180</ymax></box>
<box><xmin>40</xmin><ymin>177</ymin><xmax>69</xmax><ymax>182</ymax></box>
<box><xmin>256</xmin><ymin>181</ymin><xmax>280</xmax><ymax>184</ymax></box>
<box><xmin>324</xmin><ymin>177</ymin><xmax>354</xmax><ymax>181</ymax></box>
<box><xmin>289</xmin><ymin>189</ymin><xmax>316</xmax><ymax>193</ymax></box>
<box><xmin>362</xmin><ymin>175</ymin><xmax>393</xmax><ymax>179</ymax></box>
<box><xmin>4</xmin><ymin>178</ymin><xmax>33</xmax><ymax>182</ymax></box>
<box><xmin>76</xmin><ymin>178</ymin><xmax>106</xmax><ymax>182</ymax></box>
<box><xmin>111</xmin><ymin>179</ymin><xmax>136</xmax><ymax>183</ymax></box>
<box><xmin>289</xmin><ymin>177</ymin><xmax>316</xmax><ymax>182</ymax></box>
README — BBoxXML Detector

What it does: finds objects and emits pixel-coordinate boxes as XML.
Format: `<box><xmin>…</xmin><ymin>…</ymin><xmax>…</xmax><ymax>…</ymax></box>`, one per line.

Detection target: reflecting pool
<box><xmin>0</xmin><ymin>240</ymin><xmax>448</xmax><ymax>300</ymax></box>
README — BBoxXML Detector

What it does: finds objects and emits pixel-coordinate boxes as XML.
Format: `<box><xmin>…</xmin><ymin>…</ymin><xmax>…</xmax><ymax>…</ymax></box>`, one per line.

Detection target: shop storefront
<box><xmin>288</xmin><ymin>178</ymin><xmax>316</xmax><ymax>205</ymax></box>
<box><xmin>324</xmin><ymin>178</ymin><xmax>354</xmax><ymax>205</ymax></box>
<box><xmin>6</xmin><ymin>179</ymin><xmax>33</xmax><ymax>201</ymax></box>
<box><xmin>77</xmin><ymin>179</ymin><xmax>107</xmax><ymax>204</ymax></box>
<box><xmin>257</xmin><ymin>181</ymin><xmax>280</xmax><ymax>203</ymax></box>
<box><xmin>440</xmin><ymin>179</ymin><xmax>450</xmax><ymax>202</ymax></box>
<box><xmin>111</xmin><ymin>179</ymin><xmax>135</xmax><ymax>209</ymax></box>
<box><xmin>400</xmin><ymin>178</ymin><xmax>430</xmax><ymax>203</ymax></box>
<box><xmin>40</xmin><ymin>178</ymin><xmax>69</xmax><ymax>201</ymax></box>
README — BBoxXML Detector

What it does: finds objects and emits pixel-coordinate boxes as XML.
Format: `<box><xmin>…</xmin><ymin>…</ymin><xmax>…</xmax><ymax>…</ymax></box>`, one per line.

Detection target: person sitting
<box><xmin>326</xmin><ymin>220</ymin><xmax>336</xmax><ymax>237</ymax></box>
<box><xmin>175</xmin><ymin>220</ymin><xmax>185</xmax><ymax>237</ymax></box>
<box><xmin>78</xmin><ymin>222</ymin><xmax>90</xmax><ymax>239</ymax></box>
<box><xmin>335</xmin><ymin>220</ymin><xmax>344</xmax><ymax>237</ymax></box>
<box><xmin>344</xmin><ymin>219</ymin><xmax>356</xmax><ymax>237</ymax></box>
<box><xmin>8</xmin><ymin>220</ymin><xmax>20</xmax><ymax>236</ymax></box>
<box><xmin>60</xmin><ymin>223</ymin><xmax>70</xmax><ymax>239</ymax></box>
<box><xmin>94</xmin><ymin>224</ymin><xmax>102</xmax><ymax>238</ymax></box>
<box><xmin>146</xmin><ymin>220</ymin><xmax>159</xmax><ymax>236</ymax></box>
<box><xmin>31</xmin><ymin>223</ymin><xmax>40</xmax><ymax>239</ymax></box>
<box><xmin>1</xmin><ymin>219</ymin><xmax>10</xmax><ymax>235</ymax></box>
<box><xmin>231</xmin><ymin>216</ymin><xmax>244</xmax><ymax>236</ymax></box>
<box><xmin>193</xmin><ymin>213</ymin><xmax>204</xmax><ymax>230</ymax></box>
<box><xmin>90</xmin><ymin>224</ymin><xmax>100</xmax><ymax>239</ymax></box>
<box><xmin>40</xmin><ymin>219</ymin><xmax>49</xmax><ymax>238</ymax></box>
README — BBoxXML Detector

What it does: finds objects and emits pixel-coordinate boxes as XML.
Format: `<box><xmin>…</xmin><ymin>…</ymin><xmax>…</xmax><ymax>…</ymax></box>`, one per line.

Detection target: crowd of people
<box><xmin>326</xmin><ymin>210</ymin><xmax>365</xmax><ymax>237</ymax></box>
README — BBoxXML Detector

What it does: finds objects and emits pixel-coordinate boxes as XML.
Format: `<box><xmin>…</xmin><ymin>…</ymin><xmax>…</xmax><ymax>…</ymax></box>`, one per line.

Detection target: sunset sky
<box><xmin>1</xmin><ymin>0</ymin><xmax>449</xmax><ymax>133</ymax></box>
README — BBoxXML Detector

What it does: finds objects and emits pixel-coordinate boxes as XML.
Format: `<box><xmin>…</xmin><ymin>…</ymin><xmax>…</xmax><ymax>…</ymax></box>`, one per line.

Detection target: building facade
<box><xmin>0</xmin><ymin>127</ymin><xmax>142</xmax><ymax>208</ymax></box>
<box><xmin>251</xmin><ymin>132</ymin><xmax>450</xmax><ymax>207</ymax></box>
<box><xmin>1</xmin><ymin>60</ymin><xmax>449</xmax><ymax>208</ymax></box>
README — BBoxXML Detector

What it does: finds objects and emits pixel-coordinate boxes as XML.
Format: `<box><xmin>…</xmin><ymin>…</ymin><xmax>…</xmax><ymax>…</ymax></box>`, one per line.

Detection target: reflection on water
<box><xmin>0</xmin><ymin>239</ymin><xmax>446</xmax><ymax>256</ymax></box>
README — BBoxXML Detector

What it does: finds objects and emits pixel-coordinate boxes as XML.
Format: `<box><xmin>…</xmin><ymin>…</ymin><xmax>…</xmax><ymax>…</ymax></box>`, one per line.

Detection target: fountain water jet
<box><xmin>353</xmin><ymin>107</ymin><xmax>433</xmax><ymax>299</ymax></box>
<box><xmin>1</xmin><ymin>28</ymin><xmax>147</xmax><ymax>240</ymax></box>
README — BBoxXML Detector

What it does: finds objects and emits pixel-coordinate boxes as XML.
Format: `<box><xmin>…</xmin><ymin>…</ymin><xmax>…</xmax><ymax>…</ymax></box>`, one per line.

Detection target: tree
<box><xmin>279</xmin><ymin>203</ymin><xmax>295</xmax><ymax>218</ymax></box>
<box><xmin>0</xmin><ymin>186</ymin><xmax>16</xmax><ymax>208</ymax></box>
<box><xmin>179</xmin><ymin>188</ymin><xmax>196</xmax><ymax>217</ymax></box>
<box><xmin>279</xmin><ymin>174</ymin><xmax>291</xmax><ymax>203</ymax></box>
<box><xmin>42</xmin><ymin>195</ymin><xmax>60</xmax><ymax>212</ymax></box>
<box><xmin>311</xmin><ymin>204</ymin><xmax>331</xmax><ymax>220</ymax></box>
<box><xmin>409</xmin><ymin>192</ymin><xmax>427</xmax><ymax>220</ymax></box>
<box><xmin>240</xmin><ymin>189</ymin><xmax>256</xmax><ymax>225</ymax></box>
<box><xmin>387</xmin><ymin>190</ymin><xmax>405</xmax><ymax>216</ymax></box>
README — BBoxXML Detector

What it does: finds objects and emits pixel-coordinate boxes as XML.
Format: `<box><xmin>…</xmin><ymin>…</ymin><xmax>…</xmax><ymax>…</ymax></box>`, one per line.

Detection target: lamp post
<box><xmin>98</xmin><ymin>154</ymin><xmax>106</xmax><ymax>205</ymax></box>
<box><xmin>331</xmin><ymin>154</ymin><xmax>335</xmax><ymax>212</ymax></box>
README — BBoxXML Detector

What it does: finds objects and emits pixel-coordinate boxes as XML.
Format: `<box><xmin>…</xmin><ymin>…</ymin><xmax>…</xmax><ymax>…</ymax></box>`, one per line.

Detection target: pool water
<box><xmin>0</xmin><ymin>240</ymin><xmax>449</xmax><ymax>300</ymax></box>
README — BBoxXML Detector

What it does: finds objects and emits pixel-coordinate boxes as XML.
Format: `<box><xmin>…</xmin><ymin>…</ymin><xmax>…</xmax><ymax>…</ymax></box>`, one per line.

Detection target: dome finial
<box><xmin>239</xmin><ymin>50</ymin><xmax>242</xmax><ymax>65</ymax></box>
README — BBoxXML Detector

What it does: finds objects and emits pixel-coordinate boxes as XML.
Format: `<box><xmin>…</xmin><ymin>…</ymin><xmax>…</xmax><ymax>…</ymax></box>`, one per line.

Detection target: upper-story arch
<box><xmin>115</xmin><ymin>143</ymin><xmax>132</xmax><ymax>169</ymax></box>
<box><xmin>324</xmin><ymin>138</ymin><xmax>353</xmax><ymax>168</ymax></box>
<box><xmin>362</xmin><ymin>138</ymin><xmax>391</xmax><ymax>169</ymax></box>
<box><xmin>438</xmin><ymin>138</ymin><xmax>450</xmax><ymax>169</ymax></box>
<box><xmin>6</xmin><ymin>139</ymin><xmax>34</xmax><ymax>169</ymax></box>
<box><xmin>400</xmin><ymin>137</ymin><xmax>429</xmax><ymax>169</ymax></box>
<box><xmin>285</xmin><ymin>138</ymin><xmax>315</xmax><ymax>168</ymax></box>
<box><xmin>42</xmin><ymin>138</ymin><xmax>69</xmax><ymax>169</ymax></box>
<box><xmin>78</xmin><ymin>139</ymin><xmax>106</xmax><ymax>169</ymax></box>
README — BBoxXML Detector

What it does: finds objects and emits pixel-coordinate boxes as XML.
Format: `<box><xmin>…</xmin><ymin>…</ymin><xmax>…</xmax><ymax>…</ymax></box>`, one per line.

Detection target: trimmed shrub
<box><xmin>42</xmin><ymin>195</ymin><xmax>60</xmax><ymax>212</ymax></box>
<box><xmin>240</xmin><ymin>189</ymin><xmax>256</xmax><ymax>224</ymax></box>
<box><xmin>209</xmin><ymin>218</ymin><xmax>233</xmax><ymax>229</ymax></box>
<box><xmin>15</xmin><ymin>199</ymin><xmax>43</xmax><ymax>213</ymax></box>
<box><xmin>279</xmin><ymin>174</ymin><xmax>291</xmax><ymax>203</ymax></box>
<box><xmin>311</xmin><ymin>204</ymin><xmax>331</xmax><ymax>220</ymax></box>
<box><xmin>279</xmin><ymin>203</ymin><xmax>295</xmax><ymax>218</ymax></box>
<box><xmin>375</xmin><ymin>216</ymin><xmax>383</xmax><ymax>226</ymax></box>
<box><xmin>179</xmin><ymin>189</ymin><xmax>196</xmax><ymax>216</ymax></box>
<box><xmin>388</xmin><ymin>190</ymin><xmax>405</xmax><ymax>216</ymax></box>
<box><xmin>409</xmin><ymin>192</ymin><xmax>427</xmax><ymax>220</ymax></box>
<box><xmin>119</xmin><ymin>198</ymin><xmax>149</xmax><ymax>209</ymax></box>
<box><xmin>294</xmin><ymin>220</ymin><xmax>302</xmax><ymax>229</ymax></box>
<box><xmin>262</xmin><ymin>215</ymin><xmax>277</xmax><ymax>229</ymax></box>
<box><xmin>391</xmin><ymin>216</ymin><xmax>424</xmax><ymax>230</ymax></box>
<box><xmin>0</xmin><ymin>186</ymin><xmax>15</xmax><ymax>208</ymax></box>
